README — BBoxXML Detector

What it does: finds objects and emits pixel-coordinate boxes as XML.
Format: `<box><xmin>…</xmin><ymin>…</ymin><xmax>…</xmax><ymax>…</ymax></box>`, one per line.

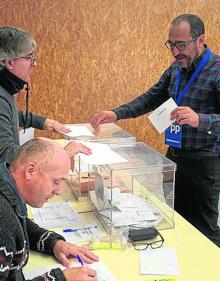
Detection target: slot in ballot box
<box><xmin>64</xmin><ymin>123</ymin><xmax>136</xmax><ymax>146</ymax></box>
<box><xmin>66</xmin><ymin>123</ymin><xmax>136</xmax><ymax>201</ymax></box>
<box><xmin>87</xmin><ymin>142</ymin><xmax>176</xmax><ymax>232</ymax></box>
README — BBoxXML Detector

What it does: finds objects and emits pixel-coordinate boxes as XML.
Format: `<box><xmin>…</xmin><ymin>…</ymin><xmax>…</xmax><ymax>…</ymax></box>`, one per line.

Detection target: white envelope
<box><xmin>148</xmin><ymin>98</ymin><xmax>177</xmax><ymax>134</ymax></box>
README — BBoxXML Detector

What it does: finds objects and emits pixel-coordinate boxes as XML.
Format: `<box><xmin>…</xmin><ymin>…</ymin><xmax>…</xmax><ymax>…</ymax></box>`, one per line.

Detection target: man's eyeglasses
<box><xmin>131</xmin><ymin>230</ymin><xmax>164</xmax><ymax>251</ymax></box>
<box><xmin>165</xmin><ymin>36</ymin><xmax>200</xmax><ymax>51</ymax></box>
<box><xmin>14</xmin><ymin>54</ymin><xmax>36</xmax><ymax>65</ymax></box>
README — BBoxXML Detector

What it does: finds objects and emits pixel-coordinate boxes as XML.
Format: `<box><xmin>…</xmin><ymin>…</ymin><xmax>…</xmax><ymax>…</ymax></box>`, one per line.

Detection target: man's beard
<box><xmin>175</xmin><ymin>44</ymin><xmax>200</xmax><ymax>68</ymax></box>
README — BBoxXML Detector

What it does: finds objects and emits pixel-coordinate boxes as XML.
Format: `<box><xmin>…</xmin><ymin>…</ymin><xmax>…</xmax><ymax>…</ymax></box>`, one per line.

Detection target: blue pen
<box><xmin>63</xmin><ymin>228</ymin><xmax>78</xmax><ymax>233</ymax></box>
<box><xmin>76</xmin><ymin>254</ymin><xmax>84</xmax><ymax>266</ymax></box>
<box><xmin>63</xmin><ymin>225</ymin><xmax>98</xmax><ymax>233</ymax></box>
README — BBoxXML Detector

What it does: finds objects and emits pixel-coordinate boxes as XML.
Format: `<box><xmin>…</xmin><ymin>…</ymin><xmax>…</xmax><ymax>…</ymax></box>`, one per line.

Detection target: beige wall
<box><xmin>1</xmin><ymin>0</ymin><xmax>220</xmax><ymax>153</ymax></box>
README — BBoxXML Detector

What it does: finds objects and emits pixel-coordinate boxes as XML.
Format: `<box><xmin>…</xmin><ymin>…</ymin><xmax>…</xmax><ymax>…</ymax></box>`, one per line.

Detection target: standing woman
<box><xmin>0</xmin><ymin>26</ymin><xmax>91</xmax><ymax>164</ymax></box>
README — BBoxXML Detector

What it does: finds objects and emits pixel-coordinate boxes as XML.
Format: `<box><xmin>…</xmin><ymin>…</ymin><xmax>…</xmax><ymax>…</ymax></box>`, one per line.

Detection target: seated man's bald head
<box><xmin>9</xmin><ymin>137</ymin><xmax>71</xmax><ymax>208</ymax></box>
<box><xmin>10</xmin><ymin>137</ymin><xmax>70</xmax><ymax>173</ymax></box>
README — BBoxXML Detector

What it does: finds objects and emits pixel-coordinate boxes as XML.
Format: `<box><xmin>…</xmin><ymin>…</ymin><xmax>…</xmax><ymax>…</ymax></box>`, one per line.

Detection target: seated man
<box><xmin>0</xmin><ymin>137</ymin><xmax>98</xmax><ymax>281</ymax></box>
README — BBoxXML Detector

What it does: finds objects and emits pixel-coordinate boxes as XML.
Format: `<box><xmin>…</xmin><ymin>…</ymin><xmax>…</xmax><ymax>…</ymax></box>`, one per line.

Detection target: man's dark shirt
<box><xmin>113</xmin><ymin>47</ymin><xmax>220</xmax><ymax>153</ymax></box>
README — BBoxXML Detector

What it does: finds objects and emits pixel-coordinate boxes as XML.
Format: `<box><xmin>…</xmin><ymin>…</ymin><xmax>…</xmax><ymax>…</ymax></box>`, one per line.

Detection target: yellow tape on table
<box><xmin>144</xmin><ymin>277</ymin><xmax>177</xmax><ymax>281</ymax></box>
<box><xmin>90</xmin><ymin>242</ymin><xmax>121</xmax><ymax>250</ymax></box>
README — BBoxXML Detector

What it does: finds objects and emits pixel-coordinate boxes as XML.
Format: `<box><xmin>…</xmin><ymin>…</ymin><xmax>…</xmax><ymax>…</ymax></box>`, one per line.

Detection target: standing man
<box><xmin>0</xmin><ymin>26</ymin><xmax>91</xmax><ymax>164</ymax></box>
<box><xmin>0</xmin><ymin>137</ymin><xmax>98</xmax><ymax>281</ymax></box>
<box><xmin>91</xmin><ymin>14</ymin><xmax>220</xmax><ymax>247</ymax></box>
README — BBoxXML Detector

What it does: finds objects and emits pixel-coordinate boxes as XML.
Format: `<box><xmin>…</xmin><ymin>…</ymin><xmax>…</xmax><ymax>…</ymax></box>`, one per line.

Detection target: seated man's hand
<box><xmin>43</xmin><ymin>119</ymin><xmax>71</xmax><ymax>133</ymax></box>
<box><xmin>53</xmin><ymin>240</ymin><xmax>99</xmax><ymax>268</ymax></box>
<box><xmin>63</xmin><ymin>266</ymin><xmax>97</xmax><ymax>281</ymax></box>
<box><xmin>64</xmin><ymin>141</ymin><xmax>92</xmax><ymax>158</ymax></box>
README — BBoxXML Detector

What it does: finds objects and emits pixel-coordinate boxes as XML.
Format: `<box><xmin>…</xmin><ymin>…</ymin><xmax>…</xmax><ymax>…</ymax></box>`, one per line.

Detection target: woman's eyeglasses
<box><xmin>13</xmin><ymin>54</ymin><xmax>36</xmax><ymax>65</ymax></box>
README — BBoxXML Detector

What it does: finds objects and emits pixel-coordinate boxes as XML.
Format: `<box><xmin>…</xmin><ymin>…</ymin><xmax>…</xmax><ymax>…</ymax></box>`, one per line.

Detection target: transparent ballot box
<box><xmin>88</xmin><ymin>142</ymin><xmax>176</xmax><ymax>232</ymax></box>
<box><xmin>67</xmin><ymin>123</ymin><xmax>136</xmax><ymax>201</ymax></box>
<box><xmin>66</xmin><ymin>157</ymin><xmax>92</xmax><ymax>201</ymax></box>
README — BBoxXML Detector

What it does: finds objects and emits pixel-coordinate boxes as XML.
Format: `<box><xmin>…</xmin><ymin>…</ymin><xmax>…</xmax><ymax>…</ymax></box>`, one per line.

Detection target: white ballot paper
<box><xmin>148</xmin><ymin>98</ymin><xmax>177</xmax><ymax>134</ymax></box>
<box><xmin>19</xmin><ymin>127</ymin><xmax>34</xmax><ymax>145</ymax></box>
<box><xmin>78</xmin><ymin>142</ymin><xmax>128</xmax><ymax>165</ymax></box>
<box><xmin>59</xmin><ymin>124</ymin><xmax>94</xmax><ymax>137</ymax></box>
<box><xmin>140</xmin><ymin>247</ymin><xmax>180</xmax><ymax>276</ymax></box>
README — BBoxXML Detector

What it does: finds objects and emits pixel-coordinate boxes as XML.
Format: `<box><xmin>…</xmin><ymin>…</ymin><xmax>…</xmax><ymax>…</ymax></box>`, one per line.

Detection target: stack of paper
<box><xmin>91</xmin><ymin>188</ymin><xmax>161</xmax><ymax>228</ymax></box>
<box><xmin>31</xmin><ymin>201</ymin><xmax>81</xmax><ymax>228</ymax></box>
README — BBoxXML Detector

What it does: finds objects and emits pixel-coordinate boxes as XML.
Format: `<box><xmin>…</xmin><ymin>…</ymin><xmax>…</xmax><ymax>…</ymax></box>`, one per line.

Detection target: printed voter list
<box><xmin>148</xmin><ymin>98</ymin><xmax>177</xmax><ymax>134</ymax></box>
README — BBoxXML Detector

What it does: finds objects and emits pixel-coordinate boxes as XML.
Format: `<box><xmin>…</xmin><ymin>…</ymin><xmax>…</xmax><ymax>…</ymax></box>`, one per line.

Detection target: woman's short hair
<box><xmin>0</xmin><ymin>26</ymin><xmax>36</xmax><ymax>70</ymax></box>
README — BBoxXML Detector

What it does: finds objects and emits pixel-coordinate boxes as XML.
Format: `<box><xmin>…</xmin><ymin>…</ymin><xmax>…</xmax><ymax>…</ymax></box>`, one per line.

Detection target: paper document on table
<box><xmin>89</xmin><ymin>261</ymin><xmax>117</xmax><ymax>281</ymax></box>
<box><xmin>60</xmin><ymin>125</ymin><xmax>94</xmax><ymax>137</ymax></box>
<box><xmin>31</xmin><ymin>201</ymin><xmax>81</xmax><ymax>228</ymax></box>
<box><xmin>23</xmin><ymin>264</ymin><xmax>64</xmax><ymax>280</ymax></box>
<box><xmin>78</xmin><ymin>142</ymin><xmax>128</xmax><ymax>165</ymax></box>
<box><xmin>140</xmin><ymin>247</ymin><xmax>180</xmax><ymax>276</ymax></box>
<box><xmin>148</xmin><ymin>98</ymin><xmax>177</xmax><ymax>134</ymax></box>
<box><xmin>56</xmin><ymin>224</ymin><xmax>104</xmax><ymax>244</ymax></box>
<box><xmin>23</xmin><ymin>261</ymin><xmax>117</xmax><ymax>281</ymax></box>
